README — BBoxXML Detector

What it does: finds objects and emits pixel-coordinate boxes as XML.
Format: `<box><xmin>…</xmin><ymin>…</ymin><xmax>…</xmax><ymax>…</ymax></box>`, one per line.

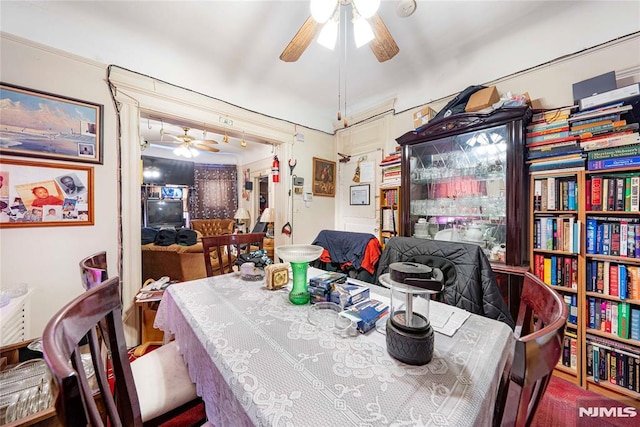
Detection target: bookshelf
<box><xmin>527</xmin><ymin>100</ymin><xmax>640</xmax><ymax>406</ymax></box>
<box><xmin>583</xmin><ymin>167</ymin><xmax>640</xmax><ymax>403</ymax></box>
<box><xmin>530</xmin><ymin>171</ymin><xmax>584</xmax><ymax>385</ymax></box>
<box><xmin>380</xmin><ymin>186</ymin><xmax>401</xmax><ymax>248</ymax></box>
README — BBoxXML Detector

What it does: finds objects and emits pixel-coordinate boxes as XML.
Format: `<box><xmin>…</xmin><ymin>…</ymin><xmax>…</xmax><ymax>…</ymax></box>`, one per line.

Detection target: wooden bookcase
<box><xmin>529</xmin><ymin>166</ymin><xmax>640</xmax><ymax>406</ymax></box>
<box><xmin>379</xmin><ymin>186</ymin><xmax>401</xmax><ymax>248</ymax></box>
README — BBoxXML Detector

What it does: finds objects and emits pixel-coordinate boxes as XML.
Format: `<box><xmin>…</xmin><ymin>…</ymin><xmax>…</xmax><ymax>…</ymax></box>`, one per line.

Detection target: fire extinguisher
<box><xmin>272</xmin><ymin>155</ymin><xmax>280</xmax><ymax>183</ymax></box>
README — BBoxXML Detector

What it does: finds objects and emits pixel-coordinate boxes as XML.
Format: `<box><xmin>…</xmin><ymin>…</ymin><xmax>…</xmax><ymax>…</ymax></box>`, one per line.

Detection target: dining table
<box><xmin>154</xmin><ymin>267</ymin><xmax>515</xmax><ymax>426</ymax></box>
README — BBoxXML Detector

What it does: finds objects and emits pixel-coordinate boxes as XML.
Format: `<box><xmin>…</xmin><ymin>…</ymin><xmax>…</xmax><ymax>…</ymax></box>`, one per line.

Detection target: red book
<box><xmin>526</xmin><ymin>136</ymin><xmax>579</xmax><ymax>148</ymax></box>
<box><xmin>609</xmin><ymin>264</ymin><xmax>619</xmax><ymax>297</ymax></box>
<box><xmin>591</xmin><ymin>176</ymin><xmax>602</xmax><ymax>211</ymax></box>
<box><xmin>586</xmin><ymin>178</ymin><xmax>592</xmax><ymax>211</ymax></box>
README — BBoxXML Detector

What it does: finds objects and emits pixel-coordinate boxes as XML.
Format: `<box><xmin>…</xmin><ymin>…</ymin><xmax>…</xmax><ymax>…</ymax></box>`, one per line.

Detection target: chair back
<box><xmin>42</xmin><ymin>277</ymin><xmax>143</xmax><ymax>427</ymax></box>
<box><xmin>79</xmin><ymin>251</ymin><xmax>108</xmax><ymax>290</ymax></box>
<box><xmin>202</xmin><ymin>232</ymin><xmax>266</xmax><ymax>276</ymax></box>
<box><xmin>495</xmin><ymin>272</ymin><xmax>568</xmax><ymax>427</ymax></box>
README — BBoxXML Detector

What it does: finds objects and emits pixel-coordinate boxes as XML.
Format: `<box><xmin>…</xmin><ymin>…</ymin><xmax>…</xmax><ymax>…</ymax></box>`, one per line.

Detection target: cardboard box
<box><xmin>413</xmin><ymin>106</ymin><xmax>436</xmax><ymax>129</ymax></box>
<box><xmin>465</xmin><ymin>86</ymin><xmax>500</xmax><ymax>112</ymax></box>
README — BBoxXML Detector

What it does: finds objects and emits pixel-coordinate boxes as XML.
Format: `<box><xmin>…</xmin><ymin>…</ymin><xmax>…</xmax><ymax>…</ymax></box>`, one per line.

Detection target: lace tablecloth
<box><xmin>155</xmin><ymin>270</ymin><xmax>514</xmax><ymax>427</ymax></box>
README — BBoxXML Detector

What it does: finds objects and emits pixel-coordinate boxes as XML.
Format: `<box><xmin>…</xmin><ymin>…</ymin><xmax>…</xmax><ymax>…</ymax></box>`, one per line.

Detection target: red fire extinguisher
<box><xmin>272</xmin><ymin>155</ymin><xmax>280</xmax><ymax>183</ymax></box>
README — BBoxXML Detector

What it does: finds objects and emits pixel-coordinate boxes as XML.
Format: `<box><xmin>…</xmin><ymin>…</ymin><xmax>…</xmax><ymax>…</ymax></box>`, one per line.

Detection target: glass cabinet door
<box><xmin>398</xmin><ymin>107</ymin><xmax>530</xmax><ymax>266</ymax></box>
<box><xmin>408</xmin><ymin>124</ymin><xmax>508</xmax><ymax>260</ymax></box>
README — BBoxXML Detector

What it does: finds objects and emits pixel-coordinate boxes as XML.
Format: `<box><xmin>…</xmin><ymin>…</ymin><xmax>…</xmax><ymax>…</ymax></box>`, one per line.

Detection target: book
<box><xmin>526</xmin><ymin>135</ymin><xmax>580</xmax><ymax>148</ymax></box>
<box><xmin>570</xmin><ymin>113</ymin><xmax>622</xmax><ymax>127</ymax></box>
<box><xmin>588</xmin><ymin>155</ymin><xmax>640</xmax><ymax>171</ymax></box>
<box><xmin>587</xmin><ymin>144</ymin><xmax>640</xmax><ymax>161</ymax></box>
<box><xmin>631</xmin><ymin>176</ymin><xmax>639</xmax><ymax>211</ymax></box>
<box><xmin>568</xmin><ymin>103</ymin><xmax>632</xmax><ymax>122</ymax></box>
<box><xmin>570</xmin><ymin>120</ymin><xmax>627</xmax><ymax>136</ymax></box>
<box><xmin>526</xmin><ymin>125</ymin><xmax>570</xmax><ymax>137</ymax></box>
<box><xmin>528</xmin><ymin>131</ymin><xmax>570</xmax><ymax>143</ymax></box>
<box><xmin>619</xmin><ymin>302</ymin><xmax>629</xmax><ymax>339</ymax></box>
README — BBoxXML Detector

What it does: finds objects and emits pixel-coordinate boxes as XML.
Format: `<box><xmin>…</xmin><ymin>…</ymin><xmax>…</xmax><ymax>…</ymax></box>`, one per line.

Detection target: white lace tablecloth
<box><xmin>155</xmin><ymin>270</ymin><xmax>514</xmax><ymax>427</ymax></box>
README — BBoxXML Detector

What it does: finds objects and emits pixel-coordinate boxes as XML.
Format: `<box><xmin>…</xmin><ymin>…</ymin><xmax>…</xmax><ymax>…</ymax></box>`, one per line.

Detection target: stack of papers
<box><xmin>430</xmin><ymin>303</ymin><xmax>471</xmax><ymax>337</ymax></box>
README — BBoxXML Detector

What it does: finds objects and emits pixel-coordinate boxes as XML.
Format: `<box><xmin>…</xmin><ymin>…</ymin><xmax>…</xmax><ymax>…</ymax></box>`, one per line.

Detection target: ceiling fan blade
<box><xmin>194</xmin><ymin>143</ymin><xmax>220</xmax><ymax>153</ymax></box>
<box><xmin>279</xmin><ymin>16</ymin><xmax>320</xmax><ymax>62</ymax></box>
<box><xmin>367</xmin><ymin>13</ymin><xmax>399</xmax><ymax>63</ymax></box>
<box><xmin>191</xmin><ymin>139</ymin><xmax>218</xmax><ymax>145</ymax></box>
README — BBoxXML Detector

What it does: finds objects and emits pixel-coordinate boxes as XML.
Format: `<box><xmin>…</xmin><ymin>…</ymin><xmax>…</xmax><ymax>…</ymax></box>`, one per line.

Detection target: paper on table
<box><xmin>430</xmin><ymin>303</ymin><xmax>471</xmax><ymax>337</ymax></box>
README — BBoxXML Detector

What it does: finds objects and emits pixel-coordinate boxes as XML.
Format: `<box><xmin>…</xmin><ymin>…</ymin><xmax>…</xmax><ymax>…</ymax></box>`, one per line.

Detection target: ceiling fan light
<box><xmin>353</xmin><ymin>17</ymin><xmax>374</xmax><ymax>48</ymax></box>
<box><xmin>310</xmin><ymin>0</ymin><xmax>337</xmax><ymax>24</ymax></box>
<box><xmin>317</xmin><ymin>19</ymin><xmax>338</xmax><ymax>50</ymax></box>
<box><xmin>353</xmin><ymin>0</ymin><xmax>380</xmax><ymax>19</ymax></box>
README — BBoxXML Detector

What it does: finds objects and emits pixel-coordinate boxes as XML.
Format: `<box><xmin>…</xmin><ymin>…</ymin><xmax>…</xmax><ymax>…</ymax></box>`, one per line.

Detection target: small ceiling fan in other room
<box><xmin>280</xmin><ymin>0</ymin><xmax>400</xmax><ymax>63</ymax></box>
<box><xmin>155</xmin><ymin>127</ymin><xmax>220</xmax><ymax>158</ymax></box>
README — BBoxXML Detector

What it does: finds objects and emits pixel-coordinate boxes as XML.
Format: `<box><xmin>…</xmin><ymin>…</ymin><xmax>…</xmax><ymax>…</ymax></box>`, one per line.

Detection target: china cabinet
<box><xmin>396</xmin><ymin>106</ymin><xmax>532</xmax><ymax>267</ymax></box>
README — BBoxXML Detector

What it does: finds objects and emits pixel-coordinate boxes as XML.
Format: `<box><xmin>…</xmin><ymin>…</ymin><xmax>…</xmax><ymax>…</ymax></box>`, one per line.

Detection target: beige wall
<box><xmin>0</xmin><ymin>36</ymin><xmax>119</xmax><ymax>338</ymax></box>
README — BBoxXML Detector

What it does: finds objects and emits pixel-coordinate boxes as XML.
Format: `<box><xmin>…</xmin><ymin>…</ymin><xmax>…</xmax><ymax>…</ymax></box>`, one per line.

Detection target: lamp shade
<box><xmin>260</xmin><ymin>207</ymin><xmax>275</xmax><ymax>223</ymax></box>
<box><xmin>234</xmin><ymin>207</ymin><xmax>250</xmax><ymax>221</ymax></box>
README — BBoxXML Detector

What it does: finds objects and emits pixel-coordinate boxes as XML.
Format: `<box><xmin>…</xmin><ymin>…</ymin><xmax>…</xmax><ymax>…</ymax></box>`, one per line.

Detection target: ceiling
<box><xmin>2</xmin><ymin>1</ymin><xmax>640</xmax><ymax>160</ymax></box>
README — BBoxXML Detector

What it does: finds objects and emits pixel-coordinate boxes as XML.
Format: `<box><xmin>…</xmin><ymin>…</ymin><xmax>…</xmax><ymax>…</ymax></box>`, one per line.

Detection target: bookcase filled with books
<box><xmin>584</xmin><ymin>169</ymin><xmax>640</xmax><ymax>402</ymax></box>
<box><xmin>530</xmin><ymin>170</ymin><xmax>583</xmax><ymax>384</ymax></box>
<box><xmin>527</xmin><ymin>98</ymin><xmax>640</xmax><ymax>405</ymax></box>
<box><xmin>380</xmin><ymin>186</ymin><xmax>401</xmax><ymax>248</ymax></box>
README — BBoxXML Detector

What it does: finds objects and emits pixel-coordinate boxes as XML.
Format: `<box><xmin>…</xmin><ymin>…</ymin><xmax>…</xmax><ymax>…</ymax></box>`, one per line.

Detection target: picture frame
<box><xmin>0</xmin><ymin>158</ymin><xmax>94</xmax><ymax>228</ymax></box>
<box><xmin>0</xmin><ymin>83</ymin><xmax>103</xmax><ymax>164</ymax></box>
<box><xmin>312</xmin><ymin>157</ymin><xmax>336</xmax><ymax>197</ymax></box>
<box><xmin>350</xmin><ymin>184</ymin><xmax>370</xmax><ymax>205</ymax></box>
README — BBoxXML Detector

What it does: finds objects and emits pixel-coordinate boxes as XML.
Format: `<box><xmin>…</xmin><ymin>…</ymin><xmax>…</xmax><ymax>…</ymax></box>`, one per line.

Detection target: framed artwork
<box><xmin>312</xmin><ymin>157</ymin><xmax>336</xmax><ymax>197</ymax></box>
<box><xmin>0</xmin><ymin>83</ymin><xmax>103</xmax><ymax>164</ymax></box>
<box><xmin>350</xmin><ymin>184</ymin><xmax>370</xmax><ymax>205</ymax></box>
<box><xmin>0</xmin><ymin>158</ymin><xmax>94</xmax><ymax>228</ymax></box>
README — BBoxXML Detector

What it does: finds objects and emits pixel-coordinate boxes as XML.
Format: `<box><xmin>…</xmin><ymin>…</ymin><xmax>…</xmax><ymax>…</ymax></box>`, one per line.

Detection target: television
<box><xmin>145</xmin><ymin>199</ymin><xmax>184</xmax><ymax>229</ymax></box>
<box><xmin>142</xmin><ymin>156</ymin><xmax>195</xmax><ymax>187</ymax></box>
<box><xmin>161</xmin><ymin>187</ymin><xmax>183</xmax><ymax>199</ymax></box>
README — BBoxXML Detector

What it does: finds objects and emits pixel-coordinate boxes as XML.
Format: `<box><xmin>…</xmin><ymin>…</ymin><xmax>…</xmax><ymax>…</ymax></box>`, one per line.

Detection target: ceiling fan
<box><xmin>160</xmin><ymin>127</ymin><xmax>220</xmax><ymax>153</ymax></box>
<box><xmin>280</xmin><ymin>0</ymin><xmax>399</xmax><ymax>63</ymax></box>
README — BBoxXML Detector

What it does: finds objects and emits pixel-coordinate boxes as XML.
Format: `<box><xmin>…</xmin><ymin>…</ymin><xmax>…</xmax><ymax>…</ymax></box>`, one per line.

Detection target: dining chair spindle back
<box><xmin>202</xmin><ymin>232</ymin><xmax>266</xmax><ymax>276</ymax></box>
<box><xmin>494</xmin><ymin>272</ymin><xmax>568</xmax><ymax>427</ymax></box>
<box><xmin>42</xmin><ymin>276</ymin><xmax>201</xmax><ymax>427</ymax></box>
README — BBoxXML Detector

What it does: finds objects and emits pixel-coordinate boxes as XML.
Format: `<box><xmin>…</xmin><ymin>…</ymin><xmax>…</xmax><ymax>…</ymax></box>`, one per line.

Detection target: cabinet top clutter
<box><xmin>396</xmin><ymin>106</ymin><xmax>532</xmax><ymax>266</ymax></box>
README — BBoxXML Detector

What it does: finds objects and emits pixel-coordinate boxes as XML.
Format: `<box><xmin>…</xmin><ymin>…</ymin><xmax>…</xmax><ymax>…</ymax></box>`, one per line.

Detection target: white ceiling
<box><xmin>2</xmin><ymin>1</ymin><xmax>640</xmax><ymax>156</ymax></box>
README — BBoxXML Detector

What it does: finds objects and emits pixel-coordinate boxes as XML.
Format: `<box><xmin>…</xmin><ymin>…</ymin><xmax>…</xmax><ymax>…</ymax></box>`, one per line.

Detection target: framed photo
<box><xmin>0</xmin><ymin>83</ymin><xmax>103</xmax><ymax>164</ymax></box>
<box><xmin>350</xmin><ymin>184</ymin><xmax>370</xmax><ymax>205</ymax></box>
<box><xmin>0</xmin><ymin>158</ymin><xmax>94</xmax><ymax>228</ymax></box>
<box><xmin>312</xmin><ymin>157</ymin><xmax>336</xmax><ymax>197</ymax></box>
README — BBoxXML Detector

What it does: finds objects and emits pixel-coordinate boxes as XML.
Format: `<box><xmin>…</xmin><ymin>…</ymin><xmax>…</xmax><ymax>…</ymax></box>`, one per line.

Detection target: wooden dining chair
<box><xmin>42</xmin><ymin>276</ymin><xmax>202</xmax><ymax>427</ymax></box>
<box><xmin>79</xmin><ymin>251</ymin><xmax>108</xmax><ymax>290</ymax></box>
<box><xmin>494</xmin><ymin>272</ymin><xmax>568</xmax><ymax>427</ymax></box>
<box><xmin>202</xmin><ymin>232</ymin><xmax>266</xmax><ymax>276</ymax></box>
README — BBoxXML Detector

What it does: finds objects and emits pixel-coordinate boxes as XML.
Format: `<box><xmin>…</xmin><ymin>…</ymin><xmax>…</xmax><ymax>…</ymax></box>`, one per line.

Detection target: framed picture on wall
<box><xmin>0</xmin><ymin>83</ymin><xmax>104</xmax><ymax>164</ymax></box>
<box><xmin>0</xmin><ymin>158</ymin><xmax>94</xmax><ymax>228</ymax></box>
<box><xmin>350</xmin><ymin>184</ymin><xmax>370</xmax><ymax>205</ymax></box>
<box><xmin>312</xmin><ymin>157</ymin><xmax>336</xmax><ymax>197</ymax></box>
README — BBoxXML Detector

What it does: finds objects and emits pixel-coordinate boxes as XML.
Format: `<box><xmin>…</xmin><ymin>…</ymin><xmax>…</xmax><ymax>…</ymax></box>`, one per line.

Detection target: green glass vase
<box><xmin>289</xmin><ymin>261</ymin><xmax>310</xmax><ymax>305</ymax></box>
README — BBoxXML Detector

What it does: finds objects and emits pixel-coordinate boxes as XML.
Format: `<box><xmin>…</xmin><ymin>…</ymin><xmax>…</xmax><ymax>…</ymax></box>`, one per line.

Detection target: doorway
<box><xmin>258</xmin><ymin>176</ymin><xmax>268</xmax><ymax>217</ymax></box>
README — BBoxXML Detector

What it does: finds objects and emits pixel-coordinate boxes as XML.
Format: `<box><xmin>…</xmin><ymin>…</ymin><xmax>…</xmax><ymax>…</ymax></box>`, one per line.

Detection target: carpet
<box><xmin>532</xmin><ymin>376</ymin><xmax>638</xmax><ymax>426</ymax></box>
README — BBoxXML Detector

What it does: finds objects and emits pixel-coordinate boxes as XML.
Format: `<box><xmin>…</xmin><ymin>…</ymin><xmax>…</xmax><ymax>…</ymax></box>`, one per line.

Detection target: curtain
<box><xmin>189</xmin><ymin>164</ymin><xmax>237</xmax><ymax>219</ymax></box>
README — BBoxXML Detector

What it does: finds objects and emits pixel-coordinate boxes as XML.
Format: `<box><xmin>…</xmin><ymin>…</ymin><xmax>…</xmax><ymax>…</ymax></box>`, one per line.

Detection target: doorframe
<box><xmin>108</xmin><ymin>67</ymin><xmax>292</xmax><ymax>345</ymax></box>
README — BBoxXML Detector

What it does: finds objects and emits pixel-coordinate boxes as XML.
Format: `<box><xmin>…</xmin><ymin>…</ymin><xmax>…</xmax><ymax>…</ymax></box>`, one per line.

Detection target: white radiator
<box><xmin>0</xmin><ymin>292</ymin><xmax>30</xmax><ymax>346</ymax></box>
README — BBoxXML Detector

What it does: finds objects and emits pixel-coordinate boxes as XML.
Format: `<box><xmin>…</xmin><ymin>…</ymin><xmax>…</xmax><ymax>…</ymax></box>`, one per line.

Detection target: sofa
<box><xmin>190</xmin><ymin>219</ymin><xmax>235</xmax><ymax>237</ymax></box>
<box><xmin>141</xmin><ymin>219</ymin><xmax>235</xmax><ymax>282</ymax></box>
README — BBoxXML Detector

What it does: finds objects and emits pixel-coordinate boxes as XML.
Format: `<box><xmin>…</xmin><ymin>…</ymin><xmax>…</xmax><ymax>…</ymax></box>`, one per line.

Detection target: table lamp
<box><xmin>234</xmin><ymin>207</ymin><xmax>250</xmax><ymax>233</ymax></box>
<box><xmin>260</xmin><ymin>207</ymin><xmax>275</xmax><ymax>238</ymax></box>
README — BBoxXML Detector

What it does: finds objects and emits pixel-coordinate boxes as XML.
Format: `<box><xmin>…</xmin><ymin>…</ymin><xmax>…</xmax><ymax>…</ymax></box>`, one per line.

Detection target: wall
<box><xmin>0</xmin><ymin>35</ymin><xmax>119</xmax><ymax>338</ymax></box>
<box><xmin>393</xmin><ymin>35</ymin><xmax>640</xmax><ymax>142</ymax></box>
